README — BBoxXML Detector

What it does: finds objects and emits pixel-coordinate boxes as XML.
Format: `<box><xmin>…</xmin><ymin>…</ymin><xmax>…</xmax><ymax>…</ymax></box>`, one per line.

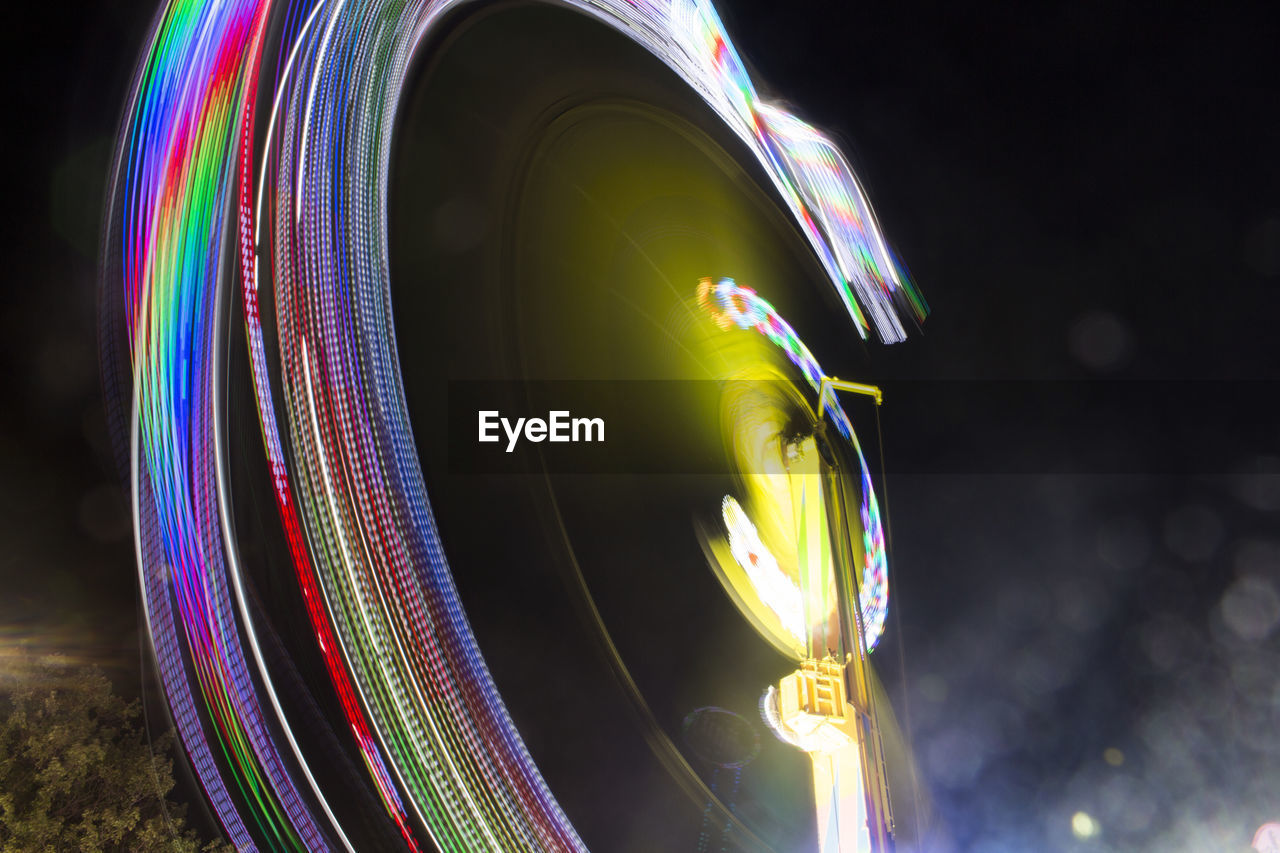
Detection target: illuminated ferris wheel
<box><xmin>102</xmin><ymin>0</ymin><xmax>926</xmax><ymax>849</ymax></box>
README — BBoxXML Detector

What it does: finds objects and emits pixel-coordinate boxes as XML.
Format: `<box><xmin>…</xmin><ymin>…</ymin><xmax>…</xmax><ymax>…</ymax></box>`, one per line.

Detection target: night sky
<box><xmin>5</xmin><ymin>1</ymin><xmax>1279</xmax><ymax>851</ymax></box>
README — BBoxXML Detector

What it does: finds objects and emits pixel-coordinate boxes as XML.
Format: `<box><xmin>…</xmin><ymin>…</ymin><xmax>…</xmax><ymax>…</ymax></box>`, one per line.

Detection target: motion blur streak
<box><xmin>722</xmin><ymin>495</ymin><xmax>807</xmax><ymax>645</ymax></box>
<box><xmin>107</xmin><ymin>0</ymin><xmax>920</xmax><ymax>848</ymax></box>
<box><xmin>118</xmin><ymin>0</ymin><xmax>336</xmax><ymax>850</ymax></box>
<box><xmin>700</xmin><ymin>278</ymin><xmax>889</xmax><ymax>649</ymax></box>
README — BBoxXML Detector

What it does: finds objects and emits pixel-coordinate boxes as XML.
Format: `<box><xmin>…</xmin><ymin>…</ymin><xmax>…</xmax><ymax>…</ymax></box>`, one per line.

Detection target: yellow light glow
<box><xmin>1071</xmin><ymin>811</ymin><xmax>1099</xmax><ymax>839</ymax></box>
<box><xmin>697</xmin><ymin>368</ymin><xmax>847</xmax><ymax>660</ymax></box>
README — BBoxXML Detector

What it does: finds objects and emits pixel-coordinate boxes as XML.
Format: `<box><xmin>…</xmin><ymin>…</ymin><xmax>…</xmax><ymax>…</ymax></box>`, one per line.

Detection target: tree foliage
<box><xmin>0</xmin><ymin>659</ymin><xmax>231</xmax><ymax>852</ymax></box>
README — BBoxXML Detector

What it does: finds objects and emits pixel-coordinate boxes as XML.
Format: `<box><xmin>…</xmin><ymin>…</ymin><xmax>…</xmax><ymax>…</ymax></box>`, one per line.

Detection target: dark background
<box><xmin>4</xmin><ymin>1</ymin><xmax>1279</xmax><ymax>851</ymax></box>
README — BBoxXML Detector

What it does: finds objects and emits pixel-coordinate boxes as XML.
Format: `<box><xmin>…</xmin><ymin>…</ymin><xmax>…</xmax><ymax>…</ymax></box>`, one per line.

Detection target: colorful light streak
<box><xmin>107</xmin><ymin>0</ymin><xmax>918</xmax><ymax>848</ymax></box>
<box><xmin>700</xmin><ymin>277</ymin><xmax>889</xmax><ymax>650</ymax></box>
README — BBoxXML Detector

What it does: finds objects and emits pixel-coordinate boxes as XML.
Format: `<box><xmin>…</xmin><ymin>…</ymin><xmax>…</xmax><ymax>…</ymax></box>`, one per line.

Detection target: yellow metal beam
<box><xmin>818</xmin><ymin>377</ymin><xmax>883</xmax><ymax>408</ymax></box>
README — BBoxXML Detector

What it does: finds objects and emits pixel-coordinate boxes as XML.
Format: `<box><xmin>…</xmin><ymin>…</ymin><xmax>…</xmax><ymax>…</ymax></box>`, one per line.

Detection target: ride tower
<box><xmin>764</xmin><ymin>379</ymin><xmax>895</xmax><ymax>853</ymax></box>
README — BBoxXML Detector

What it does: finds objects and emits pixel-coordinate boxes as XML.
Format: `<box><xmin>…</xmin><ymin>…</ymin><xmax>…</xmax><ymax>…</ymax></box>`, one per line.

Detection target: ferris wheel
<box><xmin>101</xmin><ymin>0</ymin><xmax>925</xmax><ymax>850</ymax></box>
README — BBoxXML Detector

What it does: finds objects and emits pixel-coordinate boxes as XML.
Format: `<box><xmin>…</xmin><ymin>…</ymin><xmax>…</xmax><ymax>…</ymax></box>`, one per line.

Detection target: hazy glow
<box><xmin>1254</xmin><ymin>823</ymin><xmax>1280</xmax><ymax>853</ymax></box>
<box><xmin>1072</xmin><ymin>811</ymin><xmax>1100</xmax><ymax>839</ymax></box>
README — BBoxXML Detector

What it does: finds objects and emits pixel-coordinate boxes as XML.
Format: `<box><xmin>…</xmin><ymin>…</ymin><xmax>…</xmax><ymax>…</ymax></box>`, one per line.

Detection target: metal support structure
<box><xmin>764</xmin><ymin>376</ymin><xmax>895</xmax><ymax>852</ymax></box>
<box><xmin>818</xmin><ymin>378</ymin><xmax>883</xmax><ymax>409</ymax></box>
<box><xmin>813</xmin><ymin>377</ymin><xmax>894</xmax><ymax>852</ymax></box>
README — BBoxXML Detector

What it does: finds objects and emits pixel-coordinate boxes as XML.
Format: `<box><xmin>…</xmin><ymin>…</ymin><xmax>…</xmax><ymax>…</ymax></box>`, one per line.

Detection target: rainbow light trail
<box><xmin>106</xmin><ymin>0</ymin><xmax>921</xmax><ymax>848</ymax></box>
<box><xmin>698</xmin><ymin>277</ymin><xmax>889</xmax><ymax>650</ymax></box>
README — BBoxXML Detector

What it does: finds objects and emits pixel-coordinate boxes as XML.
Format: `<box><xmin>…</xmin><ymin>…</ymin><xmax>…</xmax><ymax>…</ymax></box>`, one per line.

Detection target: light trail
<box><xmin>106</xmin><ymin>0</ymin><xmax>922</xmax><ymax>848</ymax></box>
<box><xmin>699</xmin><ymin>277</ymin><xmax>889</xmax><ymax>650</ymax></box>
